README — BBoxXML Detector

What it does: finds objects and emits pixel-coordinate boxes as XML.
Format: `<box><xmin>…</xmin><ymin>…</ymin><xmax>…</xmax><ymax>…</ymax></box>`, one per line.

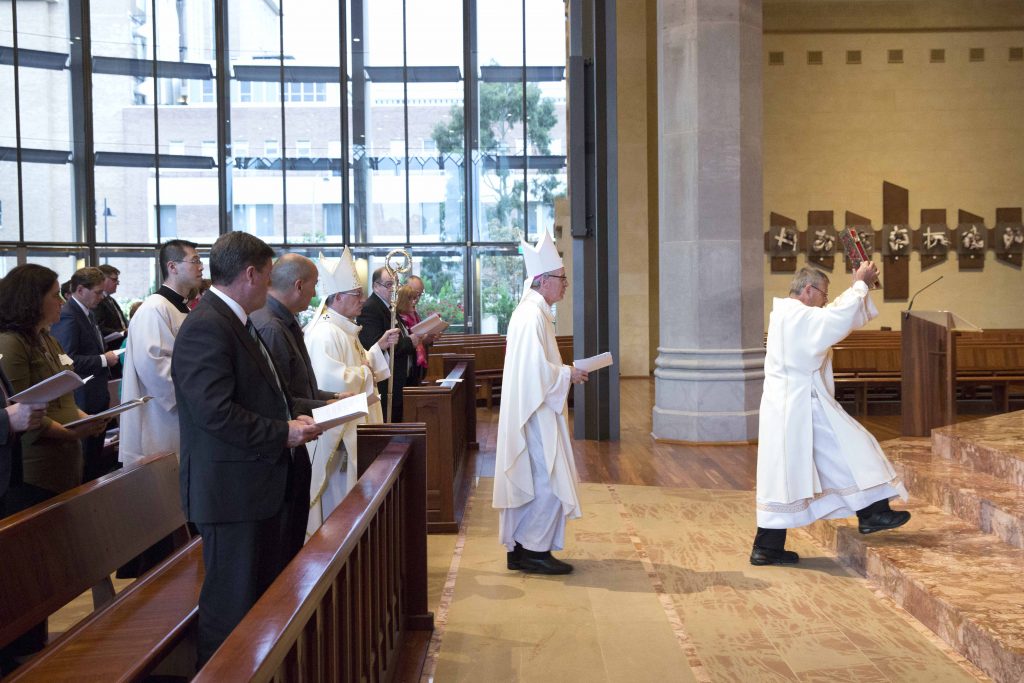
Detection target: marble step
<box><xmin>805</xmin><ymin>500</ymin><xmax>1024</xmax><ymax>683</ymax></box>
<box><xmin>931</xmin><ymin>411</ymin><xmax>1024</xmax><ymax>487</ymax></box>
<box><xmin>884</xmin><ymin>437</ymin><xmax>1024</xmax><ymax>550</ymax></box>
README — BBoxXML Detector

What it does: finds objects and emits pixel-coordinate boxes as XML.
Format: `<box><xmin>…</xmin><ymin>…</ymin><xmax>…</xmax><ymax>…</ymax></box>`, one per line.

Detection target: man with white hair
<box><xmin>492</xmin><ymin>231</ymin><xmax>589</xmax><ymax>575</ymax></box>
<box><xmin>752</xmin><ymin>262</ymin><xmax>910</xmax><ymax>566</ymax></box>
<box><xmin>304</xmin><ymin>248</ymin><xmax>399</xmax><ymax>537</ymax></box>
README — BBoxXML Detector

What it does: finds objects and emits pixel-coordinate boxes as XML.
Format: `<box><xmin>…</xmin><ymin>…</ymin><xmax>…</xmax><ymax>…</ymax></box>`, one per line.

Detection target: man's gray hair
<box><xmin>789</xmin><ymin>267</ymin><xmax>829</xmax><ymax>296</ymax></box>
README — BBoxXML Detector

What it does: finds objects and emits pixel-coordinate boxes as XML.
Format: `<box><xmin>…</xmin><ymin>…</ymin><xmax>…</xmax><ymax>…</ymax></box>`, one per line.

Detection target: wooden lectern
<box><xmin>901</xmin><ymin>310</ymin><xmax>981</xmax><ymax>436</ymax></box>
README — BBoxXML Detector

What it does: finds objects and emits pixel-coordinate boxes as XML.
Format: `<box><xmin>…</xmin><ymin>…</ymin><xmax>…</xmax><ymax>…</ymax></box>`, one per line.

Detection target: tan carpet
<box><xmin>425</xmin><ymin>479</ymin><xmax>982</xmax><ymax>682</ymax></box>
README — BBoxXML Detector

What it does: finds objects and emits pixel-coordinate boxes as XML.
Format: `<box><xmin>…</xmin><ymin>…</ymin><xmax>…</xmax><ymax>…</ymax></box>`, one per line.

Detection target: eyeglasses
<box><xmin>173</xmin><ymin>258</ymin><xmax>203</xmax><ymax>266</ymax></box>
<box><xmin>809</xmin><ymin>284</ymin><xmax>829</xmax><ymax>301</ymax></box>
<box><xmin>376</xmin><ymin>281</ymin><xmax>395</xmax><ymax>289</ymax></box>
<box><xmin>544</xmin><ymin>274</ymin><xmax>568</xmax><ymax>282</ymax></box>
<box><xmin>339</xmin><ymin>290</ymin><xmax>365</xmax><ymax>299</ymax></box>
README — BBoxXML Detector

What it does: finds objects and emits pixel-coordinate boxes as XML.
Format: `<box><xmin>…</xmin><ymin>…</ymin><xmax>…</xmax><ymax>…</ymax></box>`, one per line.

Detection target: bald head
<box><xmin>271</xmin><ymin>253</ymin><xmax>317</xmax><ymax>291</ymax></box>
<box><xmin>269</xmin><ymin>253</ymin><xmax>319</xmax><ymax>313</ymax></box>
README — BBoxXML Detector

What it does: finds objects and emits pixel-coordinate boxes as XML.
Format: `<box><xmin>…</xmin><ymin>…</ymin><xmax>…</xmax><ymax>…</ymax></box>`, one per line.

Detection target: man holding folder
<box><xmin>492</xmin><ymin>231</ymin><xmax>591</xmax><ymax>575</ymax></box>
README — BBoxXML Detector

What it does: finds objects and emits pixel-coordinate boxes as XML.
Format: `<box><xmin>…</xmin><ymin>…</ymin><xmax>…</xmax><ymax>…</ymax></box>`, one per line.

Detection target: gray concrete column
<box><xmin>652</xmin><ymin>0</ymin><xmax>765</xmax><ymax>443</ymax></box>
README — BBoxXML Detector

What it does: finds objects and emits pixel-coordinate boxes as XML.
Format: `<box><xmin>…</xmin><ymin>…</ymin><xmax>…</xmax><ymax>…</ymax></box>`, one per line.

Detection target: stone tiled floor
<box><xmin>426</xmin><ymin>479</ymin><xmax>983</xmax><ymax>682</ymax></box>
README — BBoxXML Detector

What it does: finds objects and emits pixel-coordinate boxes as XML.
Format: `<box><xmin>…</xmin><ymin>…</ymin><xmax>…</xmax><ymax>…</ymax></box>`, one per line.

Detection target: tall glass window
<box><xmin>2</xmin><ymin>0</ymin><xmax>569</xmax><ymax>334</ymax></box>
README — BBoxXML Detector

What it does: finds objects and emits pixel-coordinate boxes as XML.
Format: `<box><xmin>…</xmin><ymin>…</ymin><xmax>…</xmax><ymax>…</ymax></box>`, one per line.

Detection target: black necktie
<box><xmin>87</xmin><ymin>311</ymin><xmax>105</xmax><ymax>348</ymax></box>
<box><xmin>246</xmin><ymin>320</ymin><xmax>290</xmax><ymax>421</ymax></box>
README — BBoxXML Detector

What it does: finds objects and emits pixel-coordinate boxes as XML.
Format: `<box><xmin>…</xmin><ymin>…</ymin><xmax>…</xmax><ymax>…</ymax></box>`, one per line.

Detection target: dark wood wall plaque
<box><xmin>767</xmin><ymin>212</ymin><xmax>800</xmax><ymax>272</ymax></box>
<box><xmin>881</xmin><ymin>181</ymin><xmax>910</xmax><ymax>300</ymax></box>
<box><xmin>917</xmin><ymin>209</ymin><xmax>950</xmax><ymax>269</ymax></box>
<box><xmin>994</xmin><ymin>207</ymin><xmax>1023</xmax><ymax>268</ymax></box>
<box><xmin>957</xmin><ymin>209</ymin><xmax>987</xmax><ymax>271</ymax></box>
<box><xmin>807</xmin><ymin>210</ymin><xmax>835</xmax><ymax>270</ymax></box>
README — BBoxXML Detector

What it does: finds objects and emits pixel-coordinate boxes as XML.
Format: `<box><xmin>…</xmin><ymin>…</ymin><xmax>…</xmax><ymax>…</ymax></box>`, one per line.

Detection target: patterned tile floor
<box><xmin>425</xmin><ymin>478</ymin><xmax>984</xmax><ymax>682</ymax></box>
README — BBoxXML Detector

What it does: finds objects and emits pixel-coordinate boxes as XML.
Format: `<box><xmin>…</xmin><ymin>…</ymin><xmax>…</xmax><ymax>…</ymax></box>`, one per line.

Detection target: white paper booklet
<box><xmin>573</xmin><ymin>352</ymin><xmax>614</xmax><ymax>373</ymax></box>
<box><xmin>313</xmin><ymin>392</ymin><xmax>369</xmax><ymax>430</ymax></box>
<box><xmin>103</xmin><ymin>330</ymin><xmax>125</xmax><ymax>344</ymax></box>
<box><xmin>64</xmin><ymin>396</ymin><xmax>152</xmax><ymax>428</ymax></box>
<box><xmin>9</xmin><ymin>369</ymin><xmax>88</xmax><ymax>404</ymax></box>
<box><xmin>410</xmin><ymin>313</ymin><xmax>449</xmax><ymax>336</ymax></box>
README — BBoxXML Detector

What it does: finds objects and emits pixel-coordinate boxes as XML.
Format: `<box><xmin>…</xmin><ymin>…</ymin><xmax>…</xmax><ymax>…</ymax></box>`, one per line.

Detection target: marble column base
<box><xmin>652</xmin><ymin>347</ymin><xmax>764</xmax><ymax>442</ymax></box>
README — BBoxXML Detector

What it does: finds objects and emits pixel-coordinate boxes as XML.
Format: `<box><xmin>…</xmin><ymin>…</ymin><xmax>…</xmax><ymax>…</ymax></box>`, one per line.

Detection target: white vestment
<box><xmin>119</xmin><ymin>293</ymin><xmax>188</xmax><ymax>467</ymax></box>
<box><xmin>492</xmin><ymin>288</ymin><xmax>581</xmax><ymax>552</ymax></box>
<box><xmin>756</xmin><ymin>280</ymin><xmax>907</xmax><ymax>528</ymax></box>
<box><xmin>304</xmin><ymin>308</ymin><xmax>389</xmax><ymax>538</ymax></box>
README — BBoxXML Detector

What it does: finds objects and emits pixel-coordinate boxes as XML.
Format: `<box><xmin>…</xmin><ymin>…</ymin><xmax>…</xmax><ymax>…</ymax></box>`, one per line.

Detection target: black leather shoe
<box><xmin>507</xmin><ymin>542</ymin><xmax>524</xmax><ymax>570</ymax></box>
<box><xmin>519</xmin><ymin>551</ymin><xmax>573</xmax><ymax>575</ymax></box>
<box><xmin>858</xmin><ymin>509</ymin><xmax>911</xmax><ymax>534</ymax></box>
<box><xmin>749</xmin><ymin>547</ymin><xmax>800</xmax><ymax>566</ymax></box>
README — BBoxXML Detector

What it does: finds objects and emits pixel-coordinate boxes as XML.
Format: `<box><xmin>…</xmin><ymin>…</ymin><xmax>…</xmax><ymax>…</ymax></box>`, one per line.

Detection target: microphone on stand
<box><xmin>907</xmin><ymin>276</ymin><xmax>943</xmax><ymax>312</ymax></box>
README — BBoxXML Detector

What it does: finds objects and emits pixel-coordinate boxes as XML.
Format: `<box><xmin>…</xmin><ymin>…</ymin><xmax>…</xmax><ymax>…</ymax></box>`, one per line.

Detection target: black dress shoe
<box><xmin>749</xmin><ymin>547</ymin><xmax>800</xmax><ymax>566</ymax></box>
<box><xmin>507</xmin><ymin>542</ymin><xmax>524</xmax><ymax>570</ymax></box>
<box><xmin>858</xmin><ymin>509</ymin><xmax>911</xmax><ymax>534</ymax></box>
<box><xmin>519</xmin><ymin>551</ymin><xmax>573</xmax><ymax>575</ymax></box>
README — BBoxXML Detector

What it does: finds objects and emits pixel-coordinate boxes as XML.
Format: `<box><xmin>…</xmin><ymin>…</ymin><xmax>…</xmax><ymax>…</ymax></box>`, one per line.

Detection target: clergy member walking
<box><xmin>492</xmin><ymin>231</ymin><xmax>588</xmax><ymax>575</ymax></box>
<box><xmin>752</xmin><ymin>262</ymin><xmax>911</xmax><ymax>566</ymax></box>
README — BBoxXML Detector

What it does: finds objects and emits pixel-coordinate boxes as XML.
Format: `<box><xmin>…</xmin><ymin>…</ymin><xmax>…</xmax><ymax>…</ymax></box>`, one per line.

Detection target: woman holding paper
<box><xmin>0</xmin><ymin>265</ymin><xmax>107</xmax><ymax>495</ymax></box>
<box><xmin>396</xmin><ymin>285</ymin><xmax>427</xmax><ymax>386</ymax></box>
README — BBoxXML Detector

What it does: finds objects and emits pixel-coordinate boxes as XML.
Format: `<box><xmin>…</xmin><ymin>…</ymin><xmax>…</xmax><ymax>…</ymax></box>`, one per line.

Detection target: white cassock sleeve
<box><xmin>543</xmin><ymin>366</ymin><xmax>572</xmax><ymax>413</ymax></box>
<box><xmin>365</xmin><ymin>343</ymin><xmax>391</xmax><ymax>382</ymax></box>
<box><xmin>127</xmin><ymin>304</ymin><xmax>177</xmax><ymax>411</ymax></box>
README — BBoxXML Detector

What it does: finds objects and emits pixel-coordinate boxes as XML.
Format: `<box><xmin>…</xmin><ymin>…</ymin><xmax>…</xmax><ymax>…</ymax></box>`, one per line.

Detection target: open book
<box><xmin>9</xmin><ymin>370</ymin><xmax>91</xmax><ymax>404</ymax></box>
<box><xmin>312</xmin><ymin>393</ymin><xmax>369</xmax><ymax>430</ymax></box>
<box><xmin>573</xmin><ymin>352</ymin><xmax>614</xmax><ymax>373</ymax></box>
<box><xmin>103</xmin><ymin>330</ymin><xmax>125</xmax><ymax>344</ymax></box>
<box><xmin>410</xmin><ymin>312</ymin><xmax>449</xmax><ymax>336</ymax></box>
<box><xmin>63</xmin><ymin>396</ymin><xmax>152</xmax><ymax>428</ymax></box>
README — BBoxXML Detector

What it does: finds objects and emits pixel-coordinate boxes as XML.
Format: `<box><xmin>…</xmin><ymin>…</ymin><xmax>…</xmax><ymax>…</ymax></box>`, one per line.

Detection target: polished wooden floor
<box><xmin>474</xmin><ymin>377</ymin><xmax>998</xmax><ymax>493</ymax></box>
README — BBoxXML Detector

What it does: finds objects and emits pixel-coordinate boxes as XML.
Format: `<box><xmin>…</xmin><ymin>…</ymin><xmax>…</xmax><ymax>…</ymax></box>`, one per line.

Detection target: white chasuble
<box><xmin>119</xmin><ymin>293</ymin><xmax>188</xmax><ymax>467</ymax></box>
<box><xmin>492</xmin><ymin>288</ymin><xmax>581</xmax><ymax>551</ymax></box>
<box><xmin>756</xmin><ymin>280</ymin><xmax>907</xmax><ymax>529</ymax></box>
<box><xmin>304</xmin><ymin>308</ymin><xmax>389</xmax><ymax>538</ymax></box>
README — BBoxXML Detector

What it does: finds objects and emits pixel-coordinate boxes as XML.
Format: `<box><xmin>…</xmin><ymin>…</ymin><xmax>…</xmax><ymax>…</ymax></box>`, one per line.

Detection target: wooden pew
<box><xmin>1</xmin><ymin>453</ymin><xmax>201</xmax><ymax>682</ymax></box>
<box><xmin>194</xmin><ymin>425</ymin><xmax>433</xmax><ymax>683</ymax></box>
<box><xmin>404</xmin><ymin>355</ymin><xmax>477</xmax><ymax>533</ymax></box>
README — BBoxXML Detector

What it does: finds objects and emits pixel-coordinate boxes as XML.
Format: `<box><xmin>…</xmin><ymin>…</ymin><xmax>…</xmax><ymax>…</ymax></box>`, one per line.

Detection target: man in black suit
<box><xmin>172</xmin><ymin>232</ymin><xmax>322</xmax><ymax>667</ymax></box>
<box><xmin>94</xmin><ymin>265</ymin><xmax>129</xmax><ymax>360</ymax></box>
<box><xmin>52</xmin><ymin>266</ymin><xmax>121</xmax><ymax>482</ymax></box>
<box><xmin>356</xmin><ymin>267</ymin><xmax>423</xmax><ymax>422</ymax></box>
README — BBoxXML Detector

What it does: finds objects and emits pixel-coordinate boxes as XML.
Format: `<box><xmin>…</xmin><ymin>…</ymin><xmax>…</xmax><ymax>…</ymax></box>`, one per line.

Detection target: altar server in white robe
<box><xmin>304</xmin><ymin>248</ymin><xmax>399</xmax><ymax>538</ymax></box>
<box><xmin>493</xmin><ymin>231</ymin><xmax>589</xmax><ymax>575</ymax></box>
<box><xmin>752</xmin><ymin>262</ymin><xmax>911</xmax><ymax>566</ymax></box>
<box><xmin>120</xmin><ymin>240</ymin><xmax>203</xmax><ymax>466</ymax></box>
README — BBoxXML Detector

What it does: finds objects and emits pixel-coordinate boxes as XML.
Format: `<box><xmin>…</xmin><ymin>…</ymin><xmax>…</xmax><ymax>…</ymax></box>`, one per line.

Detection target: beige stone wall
<box><xmin>763</xmin><ymin>29</ymin><xmax>1024</xmax><ymax>330</ymax></box>
<box><xmin>617</xmin><ymin>0</ymin><xmax>656</xmax><ymax>376</ymax></box>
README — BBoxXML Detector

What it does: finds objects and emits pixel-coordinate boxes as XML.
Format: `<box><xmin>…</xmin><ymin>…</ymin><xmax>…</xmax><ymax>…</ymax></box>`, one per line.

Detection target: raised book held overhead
<box><xmin>573</xmin><ymin>352</ymin><xmax>614</xmax><ymax>373</ymax></box>
<box><xmin>9</xmin><ymin>369</ymin><xmax>91</xmax><ymax>404</ymax></box>
<box><xmin>410</xmin><ymin>312</ymin><xmax>449</xmax><ymax>336</ymax></box>
<box><xmin>312</xmin><ymin>393</ymin><xmax>370</xmax><ymax>430</ymax></box>
<box><xmin>63</xmin><ymin>396</ymin><xmax>152</xmax><ymax>428</ymax></box>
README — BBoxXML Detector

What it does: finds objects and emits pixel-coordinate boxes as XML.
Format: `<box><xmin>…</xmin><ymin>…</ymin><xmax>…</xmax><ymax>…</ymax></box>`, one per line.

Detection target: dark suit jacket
<box><xmin>356</xmin><ymin>293</ymin><xmax>416</xmax><ymax>417</ymax></box>
<box><xmin>94</xmin><ymin>296</ymin><xmax>128</xmax><ymax>352</ymax></box>
<box><xmin>51</xmin><ymin>298</ymin><xmax>111</xmax><ymax>414</ymax></box>
<box><xmin>173</xmin><ymin>291</ymin><xmax>306</xmax><ymax>524</ymax></box>
<box><xmin>250</xmin><ymin>295</ymin><xmax>333</xmax><ymax>414</ymax></box>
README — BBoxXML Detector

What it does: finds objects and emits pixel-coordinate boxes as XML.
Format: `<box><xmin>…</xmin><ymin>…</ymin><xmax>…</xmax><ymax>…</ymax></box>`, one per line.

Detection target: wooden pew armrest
<box><xmin>10</xmin><ymin>537</ymin><xmax>204</xmax><ymax>682</ymax></box>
